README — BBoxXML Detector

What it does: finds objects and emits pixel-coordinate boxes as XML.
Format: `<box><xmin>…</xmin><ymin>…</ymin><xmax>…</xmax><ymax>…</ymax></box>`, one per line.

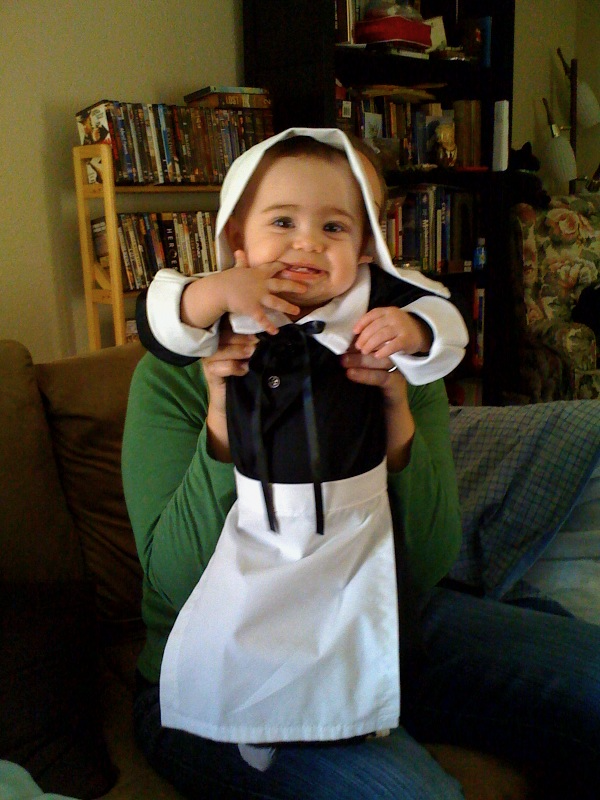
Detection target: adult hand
<box><xmin>341</xmin><ymin>346</ymin><xmax>415</xmax><ymax>472</ymax></box>
<box><xmin>341</xmin><ymin>347</ymin><xmax>407</xmax><ymax>401</ymax></box>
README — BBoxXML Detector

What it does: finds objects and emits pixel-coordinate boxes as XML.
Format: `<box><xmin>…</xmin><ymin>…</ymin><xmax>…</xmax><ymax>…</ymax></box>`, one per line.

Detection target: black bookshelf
<box><xmin>243</xmin><ymin>0</ymin><xmax>516</xmax><ymax>404</ymax></box>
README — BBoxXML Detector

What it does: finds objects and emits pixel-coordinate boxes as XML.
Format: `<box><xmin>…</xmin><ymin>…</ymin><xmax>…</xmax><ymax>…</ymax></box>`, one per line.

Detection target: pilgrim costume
<box><xmin>137</xmin><ymin>129</ymin><xmax>468</xmax><ymax>749</ymax></box>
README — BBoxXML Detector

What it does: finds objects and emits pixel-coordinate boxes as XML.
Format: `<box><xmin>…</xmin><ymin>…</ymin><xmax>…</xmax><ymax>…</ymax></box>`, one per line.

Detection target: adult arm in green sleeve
<box><xmin>122</xmin><ymin>352</ymin><xmax>236</xmax><ymax>613</ymax></box>
<box><xmin>388</xmin><ymin>378</ymin><xmax>462</xmax><ymax>590</ymax></box>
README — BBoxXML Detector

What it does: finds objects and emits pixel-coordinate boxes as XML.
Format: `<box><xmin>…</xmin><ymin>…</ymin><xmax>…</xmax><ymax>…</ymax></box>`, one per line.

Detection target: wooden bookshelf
<box><xmin>73</xmin><ymin>143</ymin><xmax>220</xmax><ymax>350</ymax></box>
<box><xmin>243</xmin><ymin>0</ymin><xmax>516</xmax><ymax>404</ymax></box>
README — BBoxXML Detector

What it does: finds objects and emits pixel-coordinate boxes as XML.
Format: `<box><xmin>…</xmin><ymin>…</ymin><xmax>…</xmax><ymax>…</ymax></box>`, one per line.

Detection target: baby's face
<box><xmin>232</xmin><ymin>153</ymin><xmax>372</xmax><ymax>314</ymax></box>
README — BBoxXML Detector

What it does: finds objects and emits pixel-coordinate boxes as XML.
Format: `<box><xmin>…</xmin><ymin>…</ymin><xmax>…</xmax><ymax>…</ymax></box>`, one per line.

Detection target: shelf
<box><xmin>82</xmin><ymin>182</ymin><xmax>220</xmax><ymax>199</ymax></box>
<box><xmin>386</xmin><ymin>167</ymin><xmax>493</xmax><ymax>191</ymax></box>
<box><xmin>74</xmin><ymin>143</ymin><xmax>219</xmax><ymax>350</ymax></box>
<box><xmin>334</xmin><ymin>45</ymin><xmax>486</xmax><ymax>99</ymax></box>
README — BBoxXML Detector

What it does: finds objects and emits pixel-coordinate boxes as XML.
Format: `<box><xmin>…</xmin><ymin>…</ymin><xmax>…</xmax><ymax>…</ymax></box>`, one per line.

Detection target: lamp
<box><xmin>543</xmin><ymin>97</ymin><xmax>577</xmax><ymax>186</ymax></box>
<box><xmin>557</xmin><ymin>48</ymin><xmax>600</xmax><ymax>130</ymax></box>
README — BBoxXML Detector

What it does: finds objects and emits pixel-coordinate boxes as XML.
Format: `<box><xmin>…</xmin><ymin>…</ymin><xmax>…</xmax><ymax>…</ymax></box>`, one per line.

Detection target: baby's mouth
<box><xmin>281</xmin><ymin>264</ymin><xmax>323</xmax><ymax>278</ymax></box>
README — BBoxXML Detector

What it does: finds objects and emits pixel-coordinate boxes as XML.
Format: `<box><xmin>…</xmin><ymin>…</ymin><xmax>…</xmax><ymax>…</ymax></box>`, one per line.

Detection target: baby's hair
<box><xmin>248</xmin><ymin>134</ymin><xmax>387</xmax><ymax>223</ymax></box>
<box><xmin>262</xmin><ymin>135</ymin><xmax>350</xmax><ymax>164</ymax></box>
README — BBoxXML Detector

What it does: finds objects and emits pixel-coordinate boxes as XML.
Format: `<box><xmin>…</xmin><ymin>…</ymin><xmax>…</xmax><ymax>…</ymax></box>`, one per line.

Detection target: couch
<box><xmin>4</xmin><ymin>338</ymin><xmax>598</xmax><ymax>800</ymax></box>
<box><xmin>508</xmin><ymin>194</ymin><xmax>600</xmax><ymax>403</ymax></box>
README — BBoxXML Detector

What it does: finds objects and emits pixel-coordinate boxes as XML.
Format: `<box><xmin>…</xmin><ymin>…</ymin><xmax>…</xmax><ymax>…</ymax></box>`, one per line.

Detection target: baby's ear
<box><xmin>224</xmin><ymin>216</ymin><xmax>244</xmax><ymax>251</ymax></box>
<box><xmin>358</xmin><ymin>232</ymin><xmax>375</xmax><ymax>265</ymax></box>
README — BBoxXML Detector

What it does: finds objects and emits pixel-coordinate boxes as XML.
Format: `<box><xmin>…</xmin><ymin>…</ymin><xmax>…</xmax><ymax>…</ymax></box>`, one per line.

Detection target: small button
<box><xmin>267</xmin><ymin>375</ymin><xmax>281</xmax><ymax>389</ymax></box>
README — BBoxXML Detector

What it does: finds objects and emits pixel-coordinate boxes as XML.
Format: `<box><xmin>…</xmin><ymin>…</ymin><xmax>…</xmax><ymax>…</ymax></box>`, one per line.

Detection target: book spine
<box><xmin>473</xmin><ymin>287</ymin><xmax>485</xmax><ymax>369</ymax></box>
<box><xmin>180</xmin><ymin>106</ymin><xmax>197</xmax><ymax>182</ymax></box>
<box><xmin>124</xmin><ymin>103</ymin><xmax>142</xmax><ymax>183</ymax></box>
<box><xmin>242</xmin><ymin>109</ymin><xmax>256</xmax><ymax>149</ymax></box>
<box><xmin>113</xmin><ymin>102</ymin><xmax>135</xmax><ymax>182</ymax></box>
<box><xmin>182</xmin><ymin>212</ymin><xmax>195</xmax><ymax>275</ymax></box>
<box><xmin>263</xmin><ymin>108</ymin><xmax>274</xmax><ymax>138</ymax></box>
<box><xmin>187</xmin><ymin>91</ymin><xmax>271</xmax><ymax>109</ymax></box>
<box><xmin>139</xmin><ymin>213</ymin><xmax>158</xmax><ymax>279</ymax></box>
<box><xmin>134</xmin><ymin>102</ymin><xmax>152</xmax><ymax>184</ymax></box>
<box><xmin>172</xmin><ymin>212</ymin><xmax>189</xmax><ymax>275</ymax></box>
<box><xmin>90</xmin><ymin>216</ymin><xmax>109</xmax><ymax>265</ymax></box>
<box><xmin>218</xmin><ymin>109</ymin><xmax>234</xmax><ymax>172</ymax></box>
<box><xmin>156</xmin><ymin>104</ymin><xmax>174</xmax><ymax>183</ymax></box>
<box><xmin>147</xmin><ymin>212</ymin><xmax>166</xmax><ymax>272</ymax></box>
<box><xmin>116</xmin><ymin>217</ymin><xmax>135</xmax><ymax>290</ymax></box>
<box><xmin>121</xmin><ymin>214</ymin><xmax>144</xmax><ymax>288</ymax></box>
<box><xmin>134</xmin><ymin>213</ymin><xmax>153</xmax><ymax>284</ymax></box>
<box><xmin>165</xmin><ymin>105</ymin><xmax>182</xmax><ymax>183</ymax></box>
<box><xmin>141</xmin><ymin>103</ymin><xmax>159</xmax><ymax>183</ymax></box>
<box><xmin>185</xmin><ymin>212</ymin><xmax>200</xmax><ymax>274</ymax></box>
<box><xmin>199</xmin><ymin>108</ymin><xmax>217</xmax><ymax>184</ymax></box>
<box><xmin>147</xmin><ymin>104</ymin><xmax>165</xmax><ymax>184</ymax></box>
<box><xmin>204</xmin><ymin>211</ymin><xmax>218</xmax><ymax>270</ymax></box>
<box><xmin>196</xmin><ymin>211</ymin><xmax>211</xmax><ymax>273</ymax></box>
<box><xmin>158</xmin><ymin>212</ymin><xmax>180</xmax><ymax>272</ymax></box>
<box><xmin>189</xmin><ymin>107</ymin><xmax>208</xmax><ymax>183</ymax></box>
<box><xmin>200</xmin><ymin>109</ymin><xmax>218</xmax><ymax>183</ymax></box>
<box><xmin>170</xmin><ymin>105</ymin><xmax>189</xmax><ymax>183</ymax></box>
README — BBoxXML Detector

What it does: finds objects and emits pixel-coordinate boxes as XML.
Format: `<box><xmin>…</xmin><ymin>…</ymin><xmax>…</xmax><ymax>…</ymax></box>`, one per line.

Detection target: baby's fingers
<box><xmin>354</xmin><ymin>322</ymin><xmax>400</xmax><ymax>357</ymax></box>
<box><xmin>261</xmin><ymin>292</ymin><xmax>301</xmax><ymax>319</ymax></box>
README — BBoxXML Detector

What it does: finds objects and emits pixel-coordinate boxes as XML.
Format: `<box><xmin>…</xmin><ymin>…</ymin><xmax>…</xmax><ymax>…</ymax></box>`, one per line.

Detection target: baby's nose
<box><xmin>292</xmin><ymin>229</ymin><xmax>324</xmax><ymax>252</ymax></box>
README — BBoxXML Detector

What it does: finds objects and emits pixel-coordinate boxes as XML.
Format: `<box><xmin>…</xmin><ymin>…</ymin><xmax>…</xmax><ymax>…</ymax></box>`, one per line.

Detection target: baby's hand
<box><xmin>353</xmin><ymin>306</ymin><xmax>433</xmax><ymax>359</ymax></box>
<box><xmin>223</xmin><ymin>250</ymin><xmax>307</xmax><ymax>334</ymax></box>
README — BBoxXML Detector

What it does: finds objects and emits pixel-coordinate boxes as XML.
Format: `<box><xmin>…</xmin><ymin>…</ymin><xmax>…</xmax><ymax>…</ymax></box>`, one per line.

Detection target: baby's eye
<box><xmin>273</xmin><ymin>217</ymin><xmax>294</xmax><ymax>228</ymax></box>
<box><xmin>324</xmin><ymin>221</ymin><xmax>346</xmax><ymax>233</ymax></box>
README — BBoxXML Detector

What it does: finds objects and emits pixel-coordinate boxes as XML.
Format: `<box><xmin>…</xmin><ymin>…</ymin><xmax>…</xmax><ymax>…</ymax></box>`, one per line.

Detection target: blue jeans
<box><xmin>133</xmin><ymin>587</ymin><xmax>600</xmax><ymax>799</ymax></box>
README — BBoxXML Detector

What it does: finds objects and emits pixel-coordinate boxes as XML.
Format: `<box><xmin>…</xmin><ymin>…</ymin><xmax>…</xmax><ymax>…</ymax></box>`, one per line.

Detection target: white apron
<box><xmin>159</xmin><ymin>459</ymin><xmax>400</xmax><ymax>744</ymax></box>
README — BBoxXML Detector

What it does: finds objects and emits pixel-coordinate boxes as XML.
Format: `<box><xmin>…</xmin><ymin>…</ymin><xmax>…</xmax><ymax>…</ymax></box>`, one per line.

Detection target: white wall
<box><xmin>0</xmin><ymin>1</ymin><xmax>242</xmax><ymax>362</ymax></box>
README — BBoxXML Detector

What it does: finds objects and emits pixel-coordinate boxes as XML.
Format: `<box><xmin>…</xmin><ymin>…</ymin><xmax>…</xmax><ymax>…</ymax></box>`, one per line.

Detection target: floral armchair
<box><xmin>509</xmin><ymin>195</ymin><xmax>600</xmax><ymax>402</ymax></box>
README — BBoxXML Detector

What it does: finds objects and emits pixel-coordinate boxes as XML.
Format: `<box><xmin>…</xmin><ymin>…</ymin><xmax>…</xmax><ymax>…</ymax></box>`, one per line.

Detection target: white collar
<box><xmin>229</xmin><ymin>264</ymin><xmax>371</xmax><ymax>355</ymax></box>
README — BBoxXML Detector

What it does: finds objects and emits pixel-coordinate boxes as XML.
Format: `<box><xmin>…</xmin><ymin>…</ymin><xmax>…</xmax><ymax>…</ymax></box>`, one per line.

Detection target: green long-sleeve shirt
<box><xmin>122</xmin><ymin>353</ymin><xmax>462</xmax><ymax>682</ymax></box>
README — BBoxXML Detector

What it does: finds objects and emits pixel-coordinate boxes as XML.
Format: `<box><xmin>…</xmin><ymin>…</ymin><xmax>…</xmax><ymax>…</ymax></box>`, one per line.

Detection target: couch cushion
<box><xmin>0</xmin><ymin>581</ymin><xmax>118</xmax><ymax>799</ymax></box>
<box><xmin>35</xmin><ymin>343</ymin><xmax>145</xmax><ymax>625</ymax></box>
<box><xmin>0</xmin><ymin>340</ymin><xmax>83</xmax><ymax>582</ymax></box>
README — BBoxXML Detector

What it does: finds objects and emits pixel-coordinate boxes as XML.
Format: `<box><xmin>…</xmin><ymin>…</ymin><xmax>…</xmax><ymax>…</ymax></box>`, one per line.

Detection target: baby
<box><xmin>136</xmin><ymin>128</ymin><xmax>468</xmax><ymax>762</ymax></box>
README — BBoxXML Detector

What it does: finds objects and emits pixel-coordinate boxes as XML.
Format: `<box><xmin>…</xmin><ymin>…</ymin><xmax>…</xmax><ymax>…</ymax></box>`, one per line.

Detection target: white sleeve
<box><xmin>146</xmin><ymin>269</ymin><xmax>221</xmax><ymax>357</ymax></box>
<box><xmin>389</xmin><ymin>296</ymin><xmax>469</xmax><ymax>385</ymax></box>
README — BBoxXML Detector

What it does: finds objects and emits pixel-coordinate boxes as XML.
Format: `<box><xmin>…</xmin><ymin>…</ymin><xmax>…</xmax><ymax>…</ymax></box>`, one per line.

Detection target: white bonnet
<box><xmin>214</xmin><ymin>127</ymin><xmax>449</xmax><ymax>298</ymax></box>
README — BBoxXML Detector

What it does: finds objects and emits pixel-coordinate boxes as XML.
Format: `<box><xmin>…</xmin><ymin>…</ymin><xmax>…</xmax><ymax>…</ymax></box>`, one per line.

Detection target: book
<box><xmin>165</xmin><ymin>105</ymin><xmax>182</xmax><ymax>183</ymax></box>
<box><xmin>158</xmin><ymin>213</ymin><xmax>180</xmax><ymax>271</ymax></box>
<box><xmin>204</xmin><ymin>211</ymin><xmax>217</xmax><ymax>271</ymax></box>
<box><xmin>125</xmin><ymin>102</ymin><xmax>144</xmax><ymax>184</ymax></box>
<box><xmin>137</xmin><ymin>213</ymin><xmax>158</xmax><ymax>279</ymax></box>
<box><xmin>125</xmin><ymin>319</ymin><xmax>139</xmax><ymax>343</ymax></box>
<box><xmin>184</xmin><ymin>85</ymin><xmax>271</xmax><ymax>109</ymax></box>
<box><xmin>171</xmin><ymin>106</ymin><xmax>190</xmax><ymax>182</ymax></box>
<box><xmin>196</xmin><ymin>212</ymin><xmax>211</xmax><ymax>273</ymax></box>
<box><xmin>116</xmin><ymin>218</ymin><xmax>135</xmax><ymax>290</ymax></box>
<box><xmin>145</xmin><ymin>104</ymin><xmax>164</xmax><ymax>183</ymax></box>
<box><xmin>75</xmin><ymin>100</ymin><xmax>121</xmax><ymax>183</ymax></box>
<box><xmin>385</xmin><ymin>197</ymin><xmax>403</xmax><ymax>261</ymax></box>
<box><xmin>473</xmin><ymin>287</ymin><xmax>485</xmax><ymax>369</ymax></box>
<box><xmin>78</xmin><ymin>90</ymin><xmax>277</xmax><ymax>187</ymax></box>
<box><xmin>453</xmin><ymin>99</ymin><xmax>482</xmax><ymax>168</ymax></box>
<box><xmin>142</xmin><ymin>103</ymin><xmax>160</xmax><ymax>183</ymax></box>
<box><xmin>119</xmin><ymin>214</ymin><xmax>143</xmax><ymax>289</ymax></box>
<box><xmin>90</xmin><ymin>217</ymin><xmax>109</xmax><ymax>266</ymax></box>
